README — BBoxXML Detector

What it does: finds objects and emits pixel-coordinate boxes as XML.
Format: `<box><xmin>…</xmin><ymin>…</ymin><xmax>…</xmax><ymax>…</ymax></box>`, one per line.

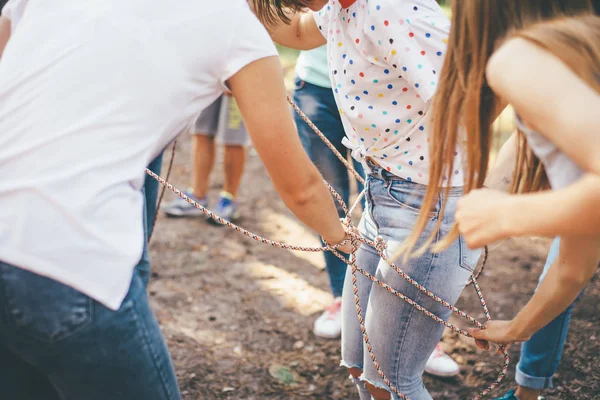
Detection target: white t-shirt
<box><xmin>314</xmin><ymin>0</ymin><xmax>464</xmax><ymax>186</ymax></box>
<box><xmin>0</xmin><ymin>0</ymin><xmax>277</xmax><ymax>310</ymax></box>
<box><xmin>1</xmin><ymin>0</ymin><xmax>27</xmax><ymax>31</ymax></box>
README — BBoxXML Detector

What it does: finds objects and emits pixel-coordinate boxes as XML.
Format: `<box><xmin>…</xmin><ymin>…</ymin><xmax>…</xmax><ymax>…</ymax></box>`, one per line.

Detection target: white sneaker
<box><xmin>313</xmin><ymin>297</ymin><xmax>342</xmax><ymax>339</ymax></box>
<box><xmin>424</xmin><ymin>344</ymin><xmax>460</xmax><ymax>377</ymax></box>
<box><xmin>162</xmin><ymin>190</ymin><xmax>208</xmax><ymax>218</ymax></box>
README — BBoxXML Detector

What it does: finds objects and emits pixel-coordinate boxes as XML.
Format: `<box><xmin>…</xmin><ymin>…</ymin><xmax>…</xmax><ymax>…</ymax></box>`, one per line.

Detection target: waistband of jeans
<box><xmin>365</xmin><ymin>158</ymin><xmax>464</xmax><ymax>197</ymax></box>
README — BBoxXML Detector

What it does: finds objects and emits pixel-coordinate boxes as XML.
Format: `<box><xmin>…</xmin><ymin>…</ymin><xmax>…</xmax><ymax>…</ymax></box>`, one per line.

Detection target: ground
<box><xmin>148</xmin><ymin>137</ymin><xmax>599</xmax><ymax>400</ymax></box>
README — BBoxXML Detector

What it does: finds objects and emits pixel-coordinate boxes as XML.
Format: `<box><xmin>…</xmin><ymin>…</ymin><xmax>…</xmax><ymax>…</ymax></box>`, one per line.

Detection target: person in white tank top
<box><xmin>458</xmin><ymin>17</ymin><xmax>600</xmax><ymax>345</ymax></box>
<box><xmin>410</xmin><ymin>0</ymin><xmax>600</xmax><ymax>366</ymax></box>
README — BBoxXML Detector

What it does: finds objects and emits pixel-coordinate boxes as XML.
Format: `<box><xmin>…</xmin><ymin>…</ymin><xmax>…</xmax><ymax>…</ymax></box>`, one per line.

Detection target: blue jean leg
<box><xmin>0</xmin><ymin>255</ymin><xmax>181</xmax><ymax>400</ymax></box>
<box><xmin>516</xmin><ymin>237</ymin><xmax>585</xmax><ymax>390</ymax></box>
<box><xmin>0</xmin><ymin>168</ymin><xmax>180</xmax><ymax>399</ymax></box>
<box><xmin>0</xmin><ymin>342</ymin><xmax>62</xmax><ymax>400</ymax></box>
<box><xmin>138</xmin><ymin>153</ymin><xmax>164</xmax><ymax>287</ymax></box>
<box><xmin>145</xmin><ymin>152</ymin><xmax>164</xmax><ymax>238</ymax></box>
<box><xmin>293</xmin><ymin>78</ymin><xmax>365</xmax><ymax>298</ymax></box>
<box><xmin>341</xmin><ymin>165</ymin><xmax>481</xmax><ymax>400</ymax></box>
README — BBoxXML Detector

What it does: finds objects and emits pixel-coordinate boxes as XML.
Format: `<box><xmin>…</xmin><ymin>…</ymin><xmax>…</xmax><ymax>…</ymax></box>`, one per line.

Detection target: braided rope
<box><xmin>145</xmin><ymin>96</ymin><xmax>508</xmax><ymax>399</ymax></box>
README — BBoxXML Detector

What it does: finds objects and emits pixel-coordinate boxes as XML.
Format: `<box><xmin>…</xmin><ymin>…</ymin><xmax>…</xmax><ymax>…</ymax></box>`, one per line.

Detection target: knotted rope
<box><xmin>145</xmin><ymin>96</ymin><xmax>509</xmax><ymax>399</ymax></box>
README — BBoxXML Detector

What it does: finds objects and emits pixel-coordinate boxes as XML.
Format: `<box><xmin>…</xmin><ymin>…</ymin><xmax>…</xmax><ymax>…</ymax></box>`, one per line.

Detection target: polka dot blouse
<box><xmin>314</xmin><ymin>0</ymin><xmax>464</xmax><ymax>186</ymax></box>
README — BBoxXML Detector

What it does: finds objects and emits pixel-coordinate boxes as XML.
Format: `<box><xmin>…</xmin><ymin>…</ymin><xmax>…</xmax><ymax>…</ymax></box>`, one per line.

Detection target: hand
<box><xmin>455</xmin><ymin>188</ymin><xmax>515</xmax><ymax>248</ymax></box>
<box><xmin>324</xmin><ymin>222</ymin><xmax>359</xmax><ymax>255</ymax></box>
<box><xmin>337</xmin><ymin>233</ymin><xmax>354</xmax><ymax>254</ymax></box>
<box><xmin>468</xmin><ymin>320</ymin><xmax>530</xmax><ymax>350</ymax></box>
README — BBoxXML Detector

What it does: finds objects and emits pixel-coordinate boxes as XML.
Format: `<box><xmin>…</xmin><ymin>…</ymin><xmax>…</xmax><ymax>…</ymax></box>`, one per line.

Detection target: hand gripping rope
<box><xmin>145</xmin><ymin>96</ymin><xmax>510</xmax><ymax>400</ymax></box>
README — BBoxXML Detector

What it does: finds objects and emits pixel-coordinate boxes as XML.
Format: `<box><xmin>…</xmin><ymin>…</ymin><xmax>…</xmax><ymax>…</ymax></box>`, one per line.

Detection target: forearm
<box><xmin>277</xmin><ymin>168</ymin><xmax>347</xmax><ymax>244</ymax></box>
<box><xmin>484</xmin><ymin>131</ymin><xmax>516</xmax><ymax>192</ymax></box>
<box><xmin>509</xmin><ymin>236</ymin><xmax>599</xmax><ymax>340</ymax></box>
<box><xmin>228</xmin><ymin>56</ymin><xmax>344</xmax><ymax>244</ymax></box>
<box><xmin>503</xmin><ymin>174</ymin><xmax>600</xmax><ymax>237</ymax></box>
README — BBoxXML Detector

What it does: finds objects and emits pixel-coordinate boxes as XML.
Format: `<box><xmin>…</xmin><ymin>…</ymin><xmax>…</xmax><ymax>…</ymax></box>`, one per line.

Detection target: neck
<box><xmin>339</xmin><ymin>0</ymin><xmax>356</xmax><ymax>8</ymax></box>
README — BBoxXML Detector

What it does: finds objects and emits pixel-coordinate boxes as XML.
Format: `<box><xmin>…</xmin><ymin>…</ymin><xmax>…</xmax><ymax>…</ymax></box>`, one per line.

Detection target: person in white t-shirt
<box><xmin>251</xmin><ymin>1</ymin><xmax>481</xmax><ymax>399</ymax></box>
<box><xmin>0</xmin><ymin>1</ymin><xmax>352</xmax><ymax>399</ymax></box>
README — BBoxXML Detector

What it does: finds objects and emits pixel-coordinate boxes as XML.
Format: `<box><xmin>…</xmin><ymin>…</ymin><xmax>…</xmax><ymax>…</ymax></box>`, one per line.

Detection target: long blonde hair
<box><xmin>397</xmin><ymin>0</ymin><xmax>597</xmax><ymax>259</ymax></box>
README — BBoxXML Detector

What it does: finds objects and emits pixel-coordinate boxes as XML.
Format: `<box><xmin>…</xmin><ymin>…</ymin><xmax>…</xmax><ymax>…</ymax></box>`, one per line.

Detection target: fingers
<box><xmin>468</xmin><ymin>327</ymin><xmax>488</xmax><ymax>340</ymax></box>
<box><xmin>474</xmin><ymin>338</ymin><xmax>490</xmax><ymax>351</ymax></box>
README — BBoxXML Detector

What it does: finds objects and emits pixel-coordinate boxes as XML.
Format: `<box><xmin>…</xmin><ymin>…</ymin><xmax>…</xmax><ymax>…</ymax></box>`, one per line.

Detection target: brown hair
<box><xmin>397</xmin><ymin>0</ymin><xmax>597</xmax><ymax>259</ymax></box>
<box><xmin>250</xmin><ymin>0</ymin><xmax>313</xmax><ymax>26</ymax></box>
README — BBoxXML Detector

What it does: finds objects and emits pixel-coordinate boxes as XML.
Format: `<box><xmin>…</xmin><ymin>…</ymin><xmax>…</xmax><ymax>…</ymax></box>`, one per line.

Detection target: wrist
<box><xmin>508</xmin><ymin>316</ymin><xmax>533</xmax><ymax>342</ymax></box>
<box><xmin>500</xmin><ymin>195</ymin><xmax>525</xmax><ymax>238</ymax></box>
<box><xmin>323</xmin><ymin>229</ymin><xmax>347</xmax><ymax>247</ymax></box>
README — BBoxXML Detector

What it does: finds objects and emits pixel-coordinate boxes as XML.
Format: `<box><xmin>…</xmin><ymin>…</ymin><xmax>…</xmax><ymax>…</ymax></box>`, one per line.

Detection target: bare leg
<box><xmin>349</xmin><ymin>368</ymin><xmax>374</xmax><ymax>400</ymax></box>
<box><xmin>515</xmin><ymin>386</ymin><xmax>542</xmax><ymax>400</ymax></box>
<box><xmin>192</xmin><ymin>134</ymin><xmax>216</xmax><ymax>199</ymax></box>
<box><xmin>366</xmin><ymin>382</ymin><xmax>391</xmax><ymax>400</ymax></box>
<box><xmin>222</xmin><ymin>144</ymin><xmax>246</xmax><ymax>197</ymax></box>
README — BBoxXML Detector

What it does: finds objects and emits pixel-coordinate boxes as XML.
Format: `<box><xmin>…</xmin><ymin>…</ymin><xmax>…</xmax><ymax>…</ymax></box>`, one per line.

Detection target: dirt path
<box><xmin>148</xmin><ymin>136</ymin><xmax>599</xmax><ymax>400</ymax></box>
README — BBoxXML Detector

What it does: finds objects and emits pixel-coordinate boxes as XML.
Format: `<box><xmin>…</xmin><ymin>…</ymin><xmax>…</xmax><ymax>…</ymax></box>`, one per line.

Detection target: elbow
<box><xmin>589</xmin><ymin>161</ymin><xmax>600</xmax><ymax>178</ymax></box>
<box><xmin>282</xmin><ymin>171</ymin><xmax>324</xmax><ymax>208</ymax></box>
<box><xmin>556</xmin><ymin>261</ymin><xmax>596</xmax><ymax>289</ymax></box>
<box><xmin>486</xmin><ymin>38</ymin><xmax>525</xmax><ymax>95</ymax></box>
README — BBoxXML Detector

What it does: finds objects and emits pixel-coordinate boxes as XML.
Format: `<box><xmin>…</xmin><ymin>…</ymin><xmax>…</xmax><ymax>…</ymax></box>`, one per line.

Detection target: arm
<box><xmin>456</xmin><ymin>38</ymin><xmax>600</xmax><ymax>247</ymax></box>
<box><xmin>470</xmin><ymin>235</ymin><xmax>599</xmax><ymax>345</ymax></box>
<box><xmin>487</xmin><ymin>38</ymin><xmax>600</xmax><ymax>176</ymax></box>
<box><xmin>510</xmin><ymin>235</ymin><xmax>599</xmax><ymax>339</ymax></box>
<box><xmin>483</xmin><ymin>131</ymin><xmax>517</xmax><ymax>192</ymax></box>
<box><xmin>456</xmin><ymin>174</ymin><xmax>600</xmax><ymax>248</ymax></box>
<box><xmin>227</xmin><ymin>56</ymin><xmax>346</xmax><ymax>246</ymax></box>
<box><xmin>502</xmin><ymin>174</ymin><xmax>600</xmax><ymax>237</ymax></box>
<box><xmin>0</xmin><ymin>15</ymin><xmax>10</xmax><ymax>58</ymax></box>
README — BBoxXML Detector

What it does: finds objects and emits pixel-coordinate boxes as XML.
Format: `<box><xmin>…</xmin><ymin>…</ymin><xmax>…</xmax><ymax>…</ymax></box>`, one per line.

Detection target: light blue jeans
<box><xmin>341</xmin><ymin>162</ymin><xmax>481</xmax><ymax>400</ymax></box>
<box><xmin>516</xmin><ymin>237</ymin><xmax>584</xmax><ymax>390</ymax></box>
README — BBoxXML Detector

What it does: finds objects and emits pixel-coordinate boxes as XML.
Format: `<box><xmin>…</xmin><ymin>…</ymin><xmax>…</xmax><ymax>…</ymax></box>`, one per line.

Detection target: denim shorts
<box><xmin>341</xmin><ymin>162</ymin><xmax>481</xmax><ymax>400</ymax></box>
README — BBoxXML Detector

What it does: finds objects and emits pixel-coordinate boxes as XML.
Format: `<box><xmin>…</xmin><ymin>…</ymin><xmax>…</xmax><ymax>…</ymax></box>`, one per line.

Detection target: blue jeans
<box><xmin>516</xmin><ymin>238</ymin><xmax>584</xmax><ymax>390</ymax></box>
<box><xmin>0</xmin><ymin>155</ymin><xmax>181</xmax><ymax>400</ymax></box>
<box><xmin>341</xmin><ymin>162</ymin><xmax>481</xmax><ymax>400</ymax></box>
<box><xmin>293</xmin><ymin>78</ymin><xmax>365</xmax><ymax>298</ymax></box>
<box><xmin>145</xmin><ymin>153</ymin><xmax>164</xmax><ymax>237</ymax></box>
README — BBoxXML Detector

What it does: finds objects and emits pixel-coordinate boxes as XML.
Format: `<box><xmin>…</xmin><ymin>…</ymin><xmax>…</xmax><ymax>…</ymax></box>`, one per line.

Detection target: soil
<box><xmin>148</xmin><ymin>136</ymin><xmax>599</xmax><ymax>400</ymax></box>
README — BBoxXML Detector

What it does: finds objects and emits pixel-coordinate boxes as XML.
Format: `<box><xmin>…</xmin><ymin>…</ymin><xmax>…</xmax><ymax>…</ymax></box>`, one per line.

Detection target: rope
<box><xmin>145</xmin><ymin>96</ymin><xmax>508</xmax><ymax>399</ymax></box>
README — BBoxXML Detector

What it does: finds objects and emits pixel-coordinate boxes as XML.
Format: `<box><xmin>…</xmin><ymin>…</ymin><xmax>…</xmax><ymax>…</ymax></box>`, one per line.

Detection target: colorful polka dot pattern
<box><xmin>314</xmin><ymin>0</ymin><xmax>464</xmax><ymax>186</ymax></box>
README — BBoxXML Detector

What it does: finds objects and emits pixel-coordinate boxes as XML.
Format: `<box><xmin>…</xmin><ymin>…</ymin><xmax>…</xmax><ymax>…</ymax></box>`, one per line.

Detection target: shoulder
<box><xmin>486</xmin><ymin>37</ymin><xmax>555</xmax><ymax>94</ymax></box>
<box><xmin>363</xmin><ymin>0</ymin><xmax>449</xmax><ymax>39</ymax></box>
